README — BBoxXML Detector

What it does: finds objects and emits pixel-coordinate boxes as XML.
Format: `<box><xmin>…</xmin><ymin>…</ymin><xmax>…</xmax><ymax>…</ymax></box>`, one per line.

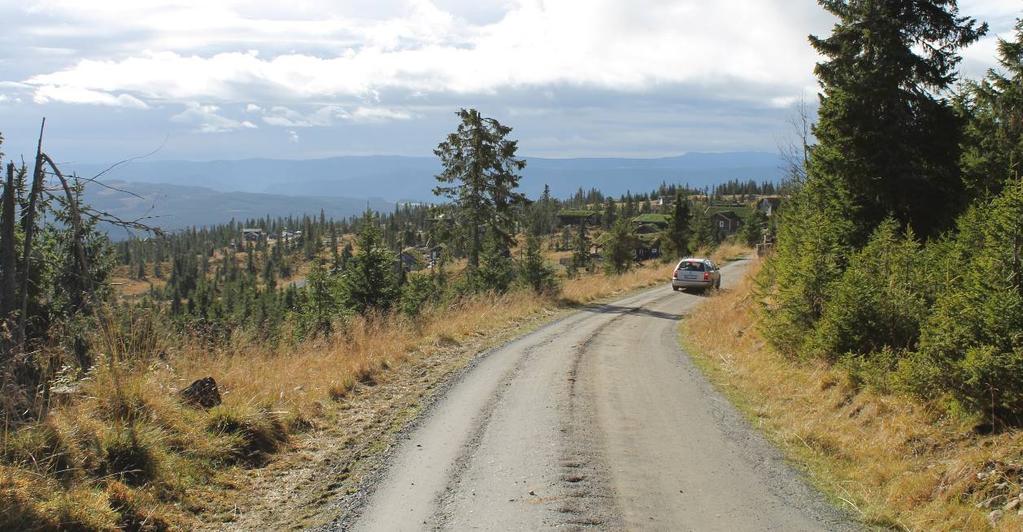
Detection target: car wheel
<box><xmin>672</xmin><ymin>286</ymin><xmax>680</xmax><ymax>292</ymax></box>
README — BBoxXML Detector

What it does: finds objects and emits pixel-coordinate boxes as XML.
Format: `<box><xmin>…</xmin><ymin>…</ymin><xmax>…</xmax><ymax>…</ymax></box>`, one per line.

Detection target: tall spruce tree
<box><xmin>604</xmin><ymin>218</ymin><xmax>637</xmax><ymax>275</ymax></box>
<box><xmin>571</xmin><ymin>221</ymin><xmax>592</xmax><ymax>274</ymax></box>
<box><xmin>958</xmin><ymin>18</ymin><xmax>1023</xmax><ymax>201</ymax></box>
<box><xmin>810</xmin><ymin>0</ymin><xmax>985</xmax><ymax>239</ymax></box>
<box><xmin>665</xmin><ymin>191</ymin><xmax>690</xmax><ymax>258</ymax></box>
<box><xmin>344</xmin><ymin>211</ymin><xmax>398</xmax><ymax>314</ymax></box>
<box><xmin>434</xmin><ymin>109</ymin><xmax>527</xmax><ymax>271</ymax></box>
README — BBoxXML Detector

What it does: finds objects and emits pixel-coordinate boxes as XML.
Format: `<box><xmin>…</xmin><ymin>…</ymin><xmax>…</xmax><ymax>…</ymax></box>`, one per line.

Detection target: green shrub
<box><xmin>603</xmin><ymin>218</ymin><xmax>637</xmax><ymax>275</ymax></box>
<box><xmin>474</xmin><ymin>236</ymin><xmax>515</xmax><ymax>293</ymax></box>
<box><xmin>906</xmin><ymin>181</ymin><xmax>1023</xmax><ymax>426</ymax></box>
<box><xmin>804</xmin><ymin>220</ymin><xmax>929</xmax><ymax>360</ymax></box>
<box><xmin>518</xmin><ymin>232</ymin><xmax>558</xmax><ymax>295</ymax></box>
<box><xmin>758</xmin><ymin>172</ymin><xmax>857</xmax><ymax>355</ymax></box>
<box><xmin>399</xmin><ymin>273</ymin><xmax>436</xmax><ymax>318</ymax></box>
<box><xmin>839</xmin><ymin>347</ymin><xmax>900</xmax><ymax>393</ymax></box>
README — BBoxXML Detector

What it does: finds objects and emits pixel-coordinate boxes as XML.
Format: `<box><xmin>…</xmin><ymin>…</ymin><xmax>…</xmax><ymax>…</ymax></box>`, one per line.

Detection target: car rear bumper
<box><xmin>672</xmin><ymin>279</ymin><xmax>712</xmax><ymax>289</ymax></box>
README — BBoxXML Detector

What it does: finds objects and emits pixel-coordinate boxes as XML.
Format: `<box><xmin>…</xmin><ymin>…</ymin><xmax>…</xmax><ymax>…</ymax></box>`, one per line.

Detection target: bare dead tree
<box><xmin>1</xmin><ymin>163</ymin><xmax>16</xmax><ymax>355</ymax></box>
<box><xmin>3</xmin><ymin>119</ymin><xmax>161</xmax><ymax>362</ymax></box>
<box><xmin>42</xmin><ymin>153</ymin><xmax>89</xmax><ymax>284</ymax></box>
<box><xmin>16</xmin><ymin>119</ymin><xmax>47</xmax><ymax>349</ymax></box>
<box><xmin>778</xmin><ymin>95</ymin><xmax>814</xmax><ymax>188</ymax></box>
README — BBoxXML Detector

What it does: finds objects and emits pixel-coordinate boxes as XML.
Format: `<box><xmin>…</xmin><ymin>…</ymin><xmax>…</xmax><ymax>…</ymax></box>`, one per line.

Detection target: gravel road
<box><xmin>336</xmin><ymin>259</ymin><xmax>857</xmax><ymax>531</ymax></box>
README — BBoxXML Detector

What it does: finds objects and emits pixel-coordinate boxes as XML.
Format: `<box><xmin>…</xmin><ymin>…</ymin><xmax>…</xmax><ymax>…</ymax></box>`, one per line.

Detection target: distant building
<box><xmin>711</xmin><ymin>211</ymin><xmax>743</xmax><ymax>236</ymax></box>
<box><xmin>631</xmin><ymin>213</ymin><xmax>670</xmax><ymax>229</ymax></box>
<box><xmin>242</xmin><ymin>228</ymin><xmax>265</xmax><ymax>242</ymax></box>
<box><xmin>557</xmin><ymin>210</ymin><xmax>600</xmax><ymax>226</ymax></box>
<box><xmin>399</xmin><ymin>248</ymin><xmax>427</xmax><ymax>271</ymax></box>
<box><xmin>756</xmin><ymin>196</ymin><xmax>783</xmax><ymax>217</ymax></box>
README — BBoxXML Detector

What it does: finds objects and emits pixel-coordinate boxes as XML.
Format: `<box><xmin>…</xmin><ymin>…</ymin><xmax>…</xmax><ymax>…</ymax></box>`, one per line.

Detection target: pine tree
<box><xmin>602</xmin><ymin>198</ymin><xmax>616</xmax><ymax>229</ymax></box>
<box><xmin>604</xmin><ymin>218</ymin><xmax>636</xmax><ymax>275</ymax></box>
<box><xmin>434</xmin><ymin>109</ymin><xmax>527</xmax><ymax>271</ymax></box>
<box><xmin>519</xmin><ymin>231</ymin><xmax>557</xmax><ymax>294</ymax></box>
<box><xmin>474</xmin><ymin>228</ymin><xmax>515</xmax><ymax>293</ymax></box>
<box><xmin>959</xmin><ymin>18</ymin><xmax>1023</xmax><ymax>200</ymax></box>
<box><xmin>810</xmin><ymin>0</ymin><xmax>985</xmax><ymax>239</ymax></box>
<box><xmin>344</xmin><ymin>212</ymin><xmax>398</xmax><ymax>314</ymax></box>
<box><xmin>665</xmin><ymin>192</ymin><xmax>690</xmax><ymax>258</ymax></box>
<box><xmin>571</xmin><ymin>222</ymin><xmax>592</xmax><ymax>274</ymax></box>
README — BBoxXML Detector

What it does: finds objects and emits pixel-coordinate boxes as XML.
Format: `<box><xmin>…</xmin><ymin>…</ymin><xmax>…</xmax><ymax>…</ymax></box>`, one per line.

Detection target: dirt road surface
<box><xmin>332</xmin><ymin>259</ymin><xmax>855</xmax><ymax>531</ymax></box>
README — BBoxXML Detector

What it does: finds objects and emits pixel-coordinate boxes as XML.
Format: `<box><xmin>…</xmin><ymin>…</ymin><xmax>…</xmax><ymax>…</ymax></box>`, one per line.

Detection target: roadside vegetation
<box><xmin>687</xmin><ymin>260</ymin><xmax>1023</xmax><ymax>530</ymax></box>
<box><xmin>686</xmin><ymin>3</ymin><xmax>1023</xmax><ymax>531</ymax></box>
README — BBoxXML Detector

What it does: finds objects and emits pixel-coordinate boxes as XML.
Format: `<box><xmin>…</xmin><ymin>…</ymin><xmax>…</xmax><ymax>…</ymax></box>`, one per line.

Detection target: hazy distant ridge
<box><xmin>85</xmin><ymin>181</ymin><xmax>392</xmax><ymax>237</ymax></box>
<box><xmin>71</xmin><ymin>152</ymin><xmax>784</xmax><ymax>203</ymax></box>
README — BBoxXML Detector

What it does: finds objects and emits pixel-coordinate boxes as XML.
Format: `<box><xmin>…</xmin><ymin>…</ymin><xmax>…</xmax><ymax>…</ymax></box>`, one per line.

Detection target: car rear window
<box><xmin>679</xmin><ymin>261</ymin><xmax>705</xmax><ymax>272</ymax></box>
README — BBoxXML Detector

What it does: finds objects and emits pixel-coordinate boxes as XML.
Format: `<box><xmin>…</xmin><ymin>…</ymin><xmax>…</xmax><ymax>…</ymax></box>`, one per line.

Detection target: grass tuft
<box><xmin>3</xmin><ymin>420</ymin><xmax>79</xmax><ymax>480</ymax></box>
<box><xmin>206</xmin><ymin>405</ymin><xmax>287</xmax><ymax>467</ymax></box>
<box><xmin>101</xmin><ymin>425</ymin><xmax>160</xmax><ymax>486</ymax></box>
<box><xmin>40</xmin><ymin>487</ymin><xmax>120</xmax><ymax>531</ymax></box>
<box><xmin>106</xmin><ymin>480</ymin><xmax>172</xmax><ymax>531</ymax></box>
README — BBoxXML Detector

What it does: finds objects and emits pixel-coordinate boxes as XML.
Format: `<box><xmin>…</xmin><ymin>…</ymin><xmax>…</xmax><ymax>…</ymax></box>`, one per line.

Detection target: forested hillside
<box><xmin>762</xmin><ymin>1</ymin><xmax>1020</xmax><ymax>428</ymax></box>
<box><xmin>705</xmin><ymin>3</ymin><xmax>1023</xmax><ymax>529</ymax></box>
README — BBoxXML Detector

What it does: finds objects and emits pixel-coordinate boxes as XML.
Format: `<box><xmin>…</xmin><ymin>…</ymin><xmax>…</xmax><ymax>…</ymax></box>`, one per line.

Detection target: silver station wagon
<box><xmin>671</xmin><ymin>258</ymin><xmax>720</xmax><ymax>292</ymax></box>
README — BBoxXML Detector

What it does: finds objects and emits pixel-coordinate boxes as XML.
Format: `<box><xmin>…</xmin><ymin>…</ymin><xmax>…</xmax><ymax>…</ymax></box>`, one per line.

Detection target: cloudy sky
<box><xmin>0</xmin><ymin>0</ymin><xmax>1018</xmax><ymax>163</ymax></box>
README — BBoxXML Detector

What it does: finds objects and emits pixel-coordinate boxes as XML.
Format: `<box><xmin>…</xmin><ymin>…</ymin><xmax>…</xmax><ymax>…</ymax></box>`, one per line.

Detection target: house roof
<box><xmin>558</xmin><ymin>209</ymin><xmax>600</xmax><ymax>219</ymax></box>
<box><xmin>632</xmin><ymin>213</ymin><xmax>670</xmax><ymax>225</ymax></box>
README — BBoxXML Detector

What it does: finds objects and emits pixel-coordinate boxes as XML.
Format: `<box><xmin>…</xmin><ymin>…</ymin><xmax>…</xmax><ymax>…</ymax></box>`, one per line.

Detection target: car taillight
<box><xmin>703</xmin><ymin>272</ymin><xmax>710</xmax><ymax>281</ymax></box>
<box><xmin>673</xmin><ymin>270</ymin><xmax>678</xmax><ymax>279</ymax></box>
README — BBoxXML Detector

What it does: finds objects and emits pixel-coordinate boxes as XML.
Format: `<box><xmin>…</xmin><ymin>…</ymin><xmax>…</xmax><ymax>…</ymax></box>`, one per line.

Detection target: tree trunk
<box><xmin>17</xmin><ymin>118</ymin><xmax>45</xmax><ymax>349</ymax></box>
<box><xmin>1</xmin><ymin>163</ymin><xmax>17</xmax><ymax>358</ymax></box>
<box><xmin>42</xmin><ymin>154</ymin><xmax>88</xmax><ymax>288</ymax></box>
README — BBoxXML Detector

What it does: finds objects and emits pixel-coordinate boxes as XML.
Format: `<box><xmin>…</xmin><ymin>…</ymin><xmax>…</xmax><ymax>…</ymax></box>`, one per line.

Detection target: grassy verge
<box><xmin>2</xmin><ymin>260</ymin><xmax>671</xmax><ymax>530</ymax></box>
<box><xmin>682</xmin><ymin>258</ymin><xmax>1023</xmax><ymax>531</ymax></box>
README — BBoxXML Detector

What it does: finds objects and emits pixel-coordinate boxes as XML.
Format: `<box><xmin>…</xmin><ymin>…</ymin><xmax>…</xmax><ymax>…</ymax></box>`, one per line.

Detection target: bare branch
<box><xmin>86</xmin><ymin>136</ymin><xmax>168</xmax><ymax>182</ymax></box>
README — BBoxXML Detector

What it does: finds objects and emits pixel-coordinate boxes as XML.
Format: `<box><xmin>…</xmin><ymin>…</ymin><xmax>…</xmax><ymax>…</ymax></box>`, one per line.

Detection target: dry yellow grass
<box><xmin>3</xmin><ymin>259</ymin><xmax>671</xmax><ymax>529</ymax></box>
<box><xmin>684</xmin><ymin>258</ymin><xmax>1023</xmax><ymax>531</ymax></box>
<box><xmin>691</xmin><ymin>240</ymin><xmax>750</xmax><ymax>265</ymax></box>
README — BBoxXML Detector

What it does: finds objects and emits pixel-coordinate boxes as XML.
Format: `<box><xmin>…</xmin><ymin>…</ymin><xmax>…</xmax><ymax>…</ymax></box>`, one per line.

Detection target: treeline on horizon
<box><xmin>109</xmin><ymin>176</ymin><xmax>777</xmax><ymax>346</ymax></box>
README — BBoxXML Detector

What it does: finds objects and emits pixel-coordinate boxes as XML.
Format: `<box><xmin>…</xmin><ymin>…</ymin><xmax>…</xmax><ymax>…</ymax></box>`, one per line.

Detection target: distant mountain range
<box><xmin>85</xmin><ymin>181</ymin><xmax>392</xmax><ymax>238</ymax></box>
<box><xmin>71</xmin><ymin>152</ymin><xmax>784</xmax><ymax>202</ymax></box>
<box><xmin>71</xmin><ymin>152</ymin><xmax>785</xmax><ymax>235</ymax></box>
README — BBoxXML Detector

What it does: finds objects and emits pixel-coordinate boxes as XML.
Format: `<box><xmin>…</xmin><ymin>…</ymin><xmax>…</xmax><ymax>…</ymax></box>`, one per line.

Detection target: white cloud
<box><xmin>18</xmin><ymin>0</ymin><xmax>834</xmax><ymax>110</ymax></box>
<box><xmin>351</xmin><ymin>106</ymin><xmax>412</xmax><ymax>122</ymax></box>
<box><xmin>288</xmin><ymin>129</ymin><xmax>299</xmax><ymax>143</ymax></box>
<box><xmin>254</xmin><ymin>104</ymin><xmax>411</xmax><ymax>126</ymax></box>
<box><xmin>245</xmin><ymin>103</ymin><xmax>262</xmax><ymax>113</ymax></box>
<box><xmin>31</xmin><ymin>85</ymin><xmax>148</xmax><ymax>108</ymax></box>
<box><xmin>170</xmin><ymin>102</ymin><xmax>257</xmax><ymax>133</ymax></box>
